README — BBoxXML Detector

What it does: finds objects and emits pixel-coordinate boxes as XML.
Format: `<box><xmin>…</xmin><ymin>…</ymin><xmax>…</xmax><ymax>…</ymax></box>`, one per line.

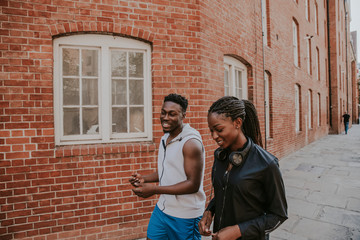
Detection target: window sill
<box><xmin>55</xmin><ymin>141</ymin><xmax>156</xmax><ymax>158</ymax></box>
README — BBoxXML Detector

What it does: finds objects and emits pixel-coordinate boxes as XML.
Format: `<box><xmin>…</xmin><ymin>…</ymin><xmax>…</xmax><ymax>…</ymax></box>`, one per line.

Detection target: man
<box><xmin>342</xmin><ymin>111</ymin><xmax>350</xmax><ymax>134</ymax></box>
<box><xmin>129</xmin><ymin>93</ymin><xmax>205</xmax><ymax>240</ymax></box>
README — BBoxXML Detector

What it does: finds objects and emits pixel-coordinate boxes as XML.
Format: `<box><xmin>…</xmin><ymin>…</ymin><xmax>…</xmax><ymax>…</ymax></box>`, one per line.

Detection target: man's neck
<box><xmin>167</xmin><ymin>124</ymin><xmax>184</xmax><ymax>143</ymax></box>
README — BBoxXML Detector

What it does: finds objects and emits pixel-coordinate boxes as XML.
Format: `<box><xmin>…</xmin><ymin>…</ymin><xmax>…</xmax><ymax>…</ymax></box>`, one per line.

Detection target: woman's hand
<box><xmin>129</xmin><ymin>173</ymin><xmax>144</xmax><ymax>187</ymax></box>
<box><xmin>211</xmin><ymin>225</ymin><xmax>241</xmax><ymax>240</ymax></box>
<box><xmin>198</xmin><ymin>210</ymin><xmax>213</xmax><ymax>236</ymax></box>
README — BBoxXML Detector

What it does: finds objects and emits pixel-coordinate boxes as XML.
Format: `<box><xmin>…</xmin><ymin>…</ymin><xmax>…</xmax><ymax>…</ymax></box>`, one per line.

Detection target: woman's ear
<box><xmin>234</xmin><ymin>118</ymin><xmax>243</xmax><ymax>129</ymax></box>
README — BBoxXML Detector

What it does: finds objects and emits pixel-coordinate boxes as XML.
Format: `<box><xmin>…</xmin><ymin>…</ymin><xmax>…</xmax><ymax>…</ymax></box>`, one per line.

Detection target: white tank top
<box><xmin>157</xmin><ymin>124</ymin><xmax>206</xmax><ymax>218</ymax></box>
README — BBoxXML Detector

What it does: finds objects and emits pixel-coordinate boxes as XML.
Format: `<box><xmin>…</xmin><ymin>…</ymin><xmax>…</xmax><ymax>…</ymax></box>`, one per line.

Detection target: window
<box><xmin>54</xmin><ymin>34</ymin><xmax>152</xmax><ymax>145</ymax></box>
<box><xmin>326</xmin><ymin>96</ymin><xmax>329</xmax><ymax>124</ymax></box>
<box><xmin>305</xmin><ymin>0</ymin><xmax>310</xmax><ymax>21</ymax></box>
<box><xmin>315</xmin><ymin>2</ymin><xmax>319</xmax><ymax>34</ymax></box>
<box><xmin>261</xmin><ymin>0</ymin><xmax>270</xmax><ymax>46</ymax></box>
<box><xmin>293</xmin><ymin>19</ymin><xmax>300</xmax><ymax>67</ymax></box>
<box><xmin>315</xmin><ymin>47</ymin><xmax>320</xmax><ymax>80</ymax></box>
<box><xmin>308</xmin><ymin>89</ymin><xmax>312</xmax><ymax>129</ymax></box>
<box><xmin>224</xmin><ymin>56</ymin><xmax>248</xmax><ymax>99</ymax></box>
<box><xmin>325</xmin><ymin>58</ymin><xmax>328</xmax><ymax>86</ymax></box>
<box><xmin>317</xmin><ymin>93</ymin><xmax>321</xmax><ymax>126</ymax></box>
<box><xmin>307</xmin><ymin>39</ymin><xmax>312</xmax><ymax>74</ymax></box>
<box><xmin>265</xmin><ymin>72</ymin><xmax>271</xmax><ymax>138</ymax></box>
<box><xmin>295</xmin><ymin>84</ymin><xmax>301</xmax><ymax>132</ymax></box>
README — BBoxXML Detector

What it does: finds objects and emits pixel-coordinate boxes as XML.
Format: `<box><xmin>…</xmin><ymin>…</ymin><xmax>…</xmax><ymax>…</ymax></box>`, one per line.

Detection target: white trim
<box><xmin>308</xmin><ymin>90</ymin><xmax>312</xmax><ymax>129</ymax></box>
<box><xmin>295</xmin><ymin>84</ymin><xmax>300</xmax><ymax>132</ymax></box>
<box><xmin>317</xmin><ymin>93</ymin><xmax>320</xmax><ymax>126</ymax></box>
<box><xmin>307</xmin><ymin>39</ymin><xmax>311</xmax><ymax>74</ymax></box>
<box><xmin>224</xmin><ymin>56</ymin><xmax>248</xmax><ymax>99</ymax></box>
<box><xmin>293</xmin><ymin>20</ymin><xmax>299</xmax><ymax>67</ymax></box>
<box><xmin>265</xmin><ymin>72</ymin><xmax>270</xmax><ymax>138</ymax></box>
<box><xmin>53</xmin><ymin>34</ymin><xmax>152</xmax><ymax>145</ymax></box>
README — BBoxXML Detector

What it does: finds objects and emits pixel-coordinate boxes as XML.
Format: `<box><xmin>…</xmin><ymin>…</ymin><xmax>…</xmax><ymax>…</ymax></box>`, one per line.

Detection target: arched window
<box><xmin>53</xmin><ymin>34</ymin><xmax>152</xmax><ymax>145</ymax></box>
<box><xmin>308</xmin><ymin>89</ymin><xmax>313</xmax><ymax>129</ymax></box>
<box><xmin>317</xmin><ymin>93</ymin><xmax>321</xmax><ymax>126</ymax></box>
<box><xmin>292</xmin><ymin>19</ymin><xmax>300</xmax><ymax>67</ymax></box>
<box><xmin>295</xmin><ymin>84</ymin><xmax>301</xmax><ymax>132</ymax></box>
<box><xmin>265</xmin><ymin>71</ymin><xmax>272</xmax><ymax>138</ymax></box>
<box><xmin>224</xmin><ymin>56</ymin><xmax>248</xmax><ymax>99</ymax></box>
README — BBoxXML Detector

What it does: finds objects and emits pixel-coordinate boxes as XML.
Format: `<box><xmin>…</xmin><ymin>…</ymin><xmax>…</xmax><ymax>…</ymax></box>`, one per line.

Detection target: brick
<box><xmin>1</xmin><ymin>1</ymin><xmax>357</xmax><ymax>240</ymax></box>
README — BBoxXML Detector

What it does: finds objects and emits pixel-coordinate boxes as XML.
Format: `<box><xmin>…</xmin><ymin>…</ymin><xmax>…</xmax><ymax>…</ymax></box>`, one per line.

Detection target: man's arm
<box><xmin>132</xmin><ymin>138</ymin><xmax>204</xmax><ymax>197</ymax></box>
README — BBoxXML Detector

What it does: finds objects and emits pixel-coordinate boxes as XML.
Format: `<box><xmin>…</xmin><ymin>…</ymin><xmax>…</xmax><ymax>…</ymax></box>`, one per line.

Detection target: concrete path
<box><xmin>271</xmin><ymin>124</ymin><xmax>360</xmax><ymax>240</ymax></box>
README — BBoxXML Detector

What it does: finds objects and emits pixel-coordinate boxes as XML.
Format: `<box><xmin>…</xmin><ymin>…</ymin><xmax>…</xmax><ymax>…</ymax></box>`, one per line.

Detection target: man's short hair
<box><xmin>164</xmin><ymin>93</ymin><xmax>188</xmax><ymax>113</ymax></box>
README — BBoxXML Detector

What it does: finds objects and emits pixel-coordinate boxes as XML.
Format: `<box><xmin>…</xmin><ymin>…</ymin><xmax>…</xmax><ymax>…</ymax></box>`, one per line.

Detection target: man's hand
<box><xmin>129</xmin><ymin>173</ymin><xmax>144</xmax><ymax>187</ymax></box>
<box><xmin>132</xmin><ymin>182</ymin><xmax>156</xmax><ymax>198</ymax></box>
<box><xmin>198</xmin><ymin>210</ymin><xmax>213</xmax><ymax>236</ymax></box>
<box><xmin>211</xmin><ymin>225</ymin><xmax>241</xmax><ymax>240</ymax></box>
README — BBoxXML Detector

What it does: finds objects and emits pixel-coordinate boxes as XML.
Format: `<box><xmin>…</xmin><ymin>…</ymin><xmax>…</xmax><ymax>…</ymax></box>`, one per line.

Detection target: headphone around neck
<box><xmin>214</xmin><ymin>138</ymin><xmax>252</xmax><ymax>167</ymax></box>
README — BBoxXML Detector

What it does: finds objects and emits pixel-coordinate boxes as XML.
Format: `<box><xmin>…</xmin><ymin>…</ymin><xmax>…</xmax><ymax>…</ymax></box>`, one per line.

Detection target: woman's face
<box><xmin>208</xmin><ymin>112</ymin><xmax>241</xmax><ymax>150</ymax></box>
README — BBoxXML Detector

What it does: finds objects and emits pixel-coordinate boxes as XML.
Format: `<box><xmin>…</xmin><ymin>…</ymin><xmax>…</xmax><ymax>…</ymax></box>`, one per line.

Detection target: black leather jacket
<box><xmin>206</xmin><ymin>138</ymin><xmax>288</xmax><ymax>240</ymax></box>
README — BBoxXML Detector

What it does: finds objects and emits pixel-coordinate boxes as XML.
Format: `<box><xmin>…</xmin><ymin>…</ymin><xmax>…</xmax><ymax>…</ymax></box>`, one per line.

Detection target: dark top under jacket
<box><xmin>206</xmin><ymin>138</ymin><xmax>288</xmax><ymax>240</ymax></box>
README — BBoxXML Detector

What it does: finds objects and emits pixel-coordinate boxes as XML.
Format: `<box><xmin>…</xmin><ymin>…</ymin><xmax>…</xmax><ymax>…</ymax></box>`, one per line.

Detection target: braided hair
<box><xmin>208</xmin><ymin>96</ymin><xmax>263</xmax><ymax>147</ymax></box>
<box><xmin>164</xmin><ymin>93</ymin><xmax>188</xmax><ymax>113</ymax></box>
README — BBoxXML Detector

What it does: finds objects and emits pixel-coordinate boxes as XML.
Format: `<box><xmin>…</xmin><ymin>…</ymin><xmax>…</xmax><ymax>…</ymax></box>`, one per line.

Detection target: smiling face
<box><xmin>208</xmin><ymin>112</ymin><xmax>244</xmax><ymax>151</ymax></box>
<box><xmin>160</xmin><ymin>101</ymin><xmax>185</xmax><ymax>135</ymax></box>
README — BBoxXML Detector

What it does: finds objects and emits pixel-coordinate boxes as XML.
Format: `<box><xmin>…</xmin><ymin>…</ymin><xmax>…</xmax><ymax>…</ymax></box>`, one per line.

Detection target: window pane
<box><xmin>129</xmin><ymin>80</ymin><xmax>144</xmax><ymax>105</ymax></box>
<box><xmin>236</xmin><ymin>89</ymin><xmax>242</xmax><ymax>99</ymax></box>
<box><xmin>236</xmin><ymin>70</ymin><xmax>242</xmax><ymax>88</ymax></box>
<box><xmin>111</xmin><ymin>51</ymin><xmax>126</xmax><ymax>77</ymax></box>
<box><xmin>63</xmin><ymin>48</ymin><xmax>79</xmax><ymax>76</ymax></box>
<box><xmin>82</xmin><ymin>78</ymin><xmax>98</xmax><ymax>105</ymax></box>
<box><xmin>129</xmin><ymin>52</ymin><xmax>144</xmax><ymax>78</ymax></box>
<box><xmin>63</xmin><ymin>78</ymin><xmax>79</xmax><ymax>105</ymax></box>
<box><xmin>83</xmin><ymin>108</ymin><xmax>99</xmax><ymax>135</ymax></box>
<box><xmin>82</xmin><ymin>49</ymin><xmax>98</xmax><ymax>77</ymax></box>
<box><xmin>112</xmin><ymin>80</ymin><xmax>127</xmax><ymax>105</ymax></box>
<box><xmin>112</xmin><ymin>107</ymin><xmax>127</xmax><ymax>133</ymax></box>
<box><xmin>224</xmin><ymin>69</ymin><xmax>229</xmax><ymax>96</ymax></box>
<box><xmin>130</xmin><ymin>107</ymin><xmax>144</xmax><ymax>132</ymax></box>
<box><xmin>63</xmin><ymin>108</ymin><xmax>80</xmax><ymax>135</ymax></box>
<box><xmin>235</xmin><ymin>70</ymin><xmax>242</xmax><ymax>99</ymax></box>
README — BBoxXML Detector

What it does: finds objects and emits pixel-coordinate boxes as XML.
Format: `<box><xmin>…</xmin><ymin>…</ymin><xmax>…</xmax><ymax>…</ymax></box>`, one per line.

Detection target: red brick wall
<box><xmin>0</xmin><ymin>0</ymin><xmax>354</xmax><ymax>239</ymax></box>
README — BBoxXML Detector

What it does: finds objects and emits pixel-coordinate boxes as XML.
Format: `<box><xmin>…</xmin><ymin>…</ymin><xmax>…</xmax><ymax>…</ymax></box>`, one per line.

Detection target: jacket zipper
<box><xmin>218</xmin><ymin>170</ymin><xmax>230</xmax><ymax>229</ymax></box>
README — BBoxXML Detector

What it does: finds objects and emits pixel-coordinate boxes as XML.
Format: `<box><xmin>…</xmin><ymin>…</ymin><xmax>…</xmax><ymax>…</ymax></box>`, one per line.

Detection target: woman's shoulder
<box><xmin>251</xmin><ymin>143</ymin><xmax>278</xmax><ymax>167</ymax></box>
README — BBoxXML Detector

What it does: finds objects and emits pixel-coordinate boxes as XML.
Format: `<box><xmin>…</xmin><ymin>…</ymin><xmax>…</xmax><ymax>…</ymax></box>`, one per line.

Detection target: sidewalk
<box><xmin>139</xmin><ymin>125</ymin><xmax>360</xmax><ymax>240</ymax></box>
<box><xmin>271</xmin><ymin>124</ymin><xmax>360</xmax><ymax>240</ymax></box>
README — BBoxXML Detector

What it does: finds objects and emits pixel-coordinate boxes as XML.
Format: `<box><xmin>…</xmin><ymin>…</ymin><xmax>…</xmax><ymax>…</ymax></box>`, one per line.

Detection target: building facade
<box><xmin>0</xmin><ymin>0</ymin><xmax>357</xmax><ymax>239</ymax></box>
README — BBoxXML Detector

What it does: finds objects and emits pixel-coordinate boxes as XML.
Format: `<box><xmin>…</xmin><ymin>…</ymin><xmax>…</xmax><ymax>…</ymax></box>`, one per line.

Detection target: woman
<box><xmin>199</xmin><ymin>96</ymin><xmax>288</xmax><ymax>240</ymax></box>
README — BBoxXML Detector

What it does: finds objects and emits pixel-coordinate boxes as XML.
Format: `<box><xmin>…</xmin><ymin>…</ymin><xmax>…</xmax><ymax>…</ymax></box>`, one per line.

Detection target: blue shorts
<box><xmin>147</xmin><ymin>205</ymin><xmax>201</xmax><ymax>240</ymax></box>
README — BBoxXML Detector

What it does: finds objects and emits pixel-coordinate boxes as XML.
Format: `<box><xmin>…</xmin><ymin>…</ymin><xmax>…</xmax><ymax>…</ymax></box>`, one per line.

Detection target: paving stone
<box><xmin>318</xmin><ymin>206</ymin><xmax>360</xmax><ymax>229</ymax></box>
<box><xmin>306</xmin><ymin>191</ymin><xmax>348</xmax><ymax>208</ymax></box>
<box><xmin>346</xmin><ymin>198</ymin><xmax>360</xmax><ymax>212</ymax></box>
<box><xmin>292</xmin><ymin>218</ymin><xmax>350</xmax><ymax>240</ymax></box>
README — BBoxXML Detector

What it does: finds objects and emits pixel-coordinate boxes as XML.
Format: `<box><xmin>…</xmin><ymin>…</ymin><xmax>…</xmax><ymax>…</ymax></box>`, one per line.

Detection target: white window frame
<box><xmin>308</xmin><ymin>90</ymin><xmax>312</xmax><ymax>129</ymax></box>
<box><xmin>261</xmin><ymin>0</ymin><xmax>268</xmax><ymax>46</ymax></box>
<box><xmin>317</xmin><ymin>93</ymin><xmax>321</xmax><ymax>126</ymax></box>
<box><xmin>265</xmin><ymin>72</ymin><xmax>270</xmax><ymax>138</ymax></box>
<box><xmin>224</xmin><ymin>56</ymin><xmax>248</xmax><ymax>99</ymax></box>
<box><xmin>293</xmin><ymin>20</ymin><xmax>299</xmax><ymax>67</ymax></box>
<box><xmin>315</xmin><ymin>47</ymin><xmax>320</xmax><ymax>80</ymax></box>
<box><xmin>314</xmin><ymin>3</ymin><xmax>318</xmax><ymax>35</ymax></box>
<box><xmin>295</xmin><ymin>84</ymin><xmax>300</xmax><ymax>132</ymax></box>
<box><xmin>53</xmin><ymin>34</ymin><xmax>152</xmax><ymax>145</ymax></box>
<box><xmin>305</xmin><ymin>0</ymin><xmax>309</xmax><ymax>21</ymax></box>
<box><xmin>307</xmin><ymin>39</ymin><xmax>311</xmax><ymax>74</ymax></box>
